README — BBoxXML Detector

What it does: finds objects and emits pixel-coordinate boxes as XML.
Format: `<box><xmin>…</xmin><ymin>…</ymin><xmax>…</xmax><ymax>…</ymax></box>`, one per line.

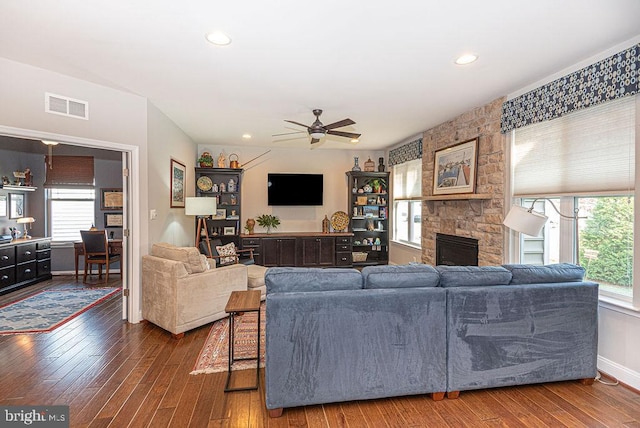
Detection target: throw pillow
<box><xmin>215</xmin><ymin>242</ymin><xmax>237</xmax><ymax>265</ymax></box>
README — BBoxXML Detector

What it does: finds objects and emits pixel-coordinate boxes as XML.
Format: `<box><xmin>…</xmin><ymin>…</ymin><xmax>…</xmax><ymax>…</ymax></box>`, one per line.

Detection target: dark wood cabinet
<box><xmin>299</xmin><ymin>237</ymin><xmax>335</xmax><ymax>267</ymax></box>
<box><xmin>346</xmin><ymin>171</ymin><xmax>390</xmax><ymax>267</ymax></box>
<box><xmin>0</xmin><ymin>238</ymin><xmax>52</xmax><ymax>295</ymax></box>
<box><xmin>261</xmin><ymin>237</ymin><xmax>296</xmax><ymax>267</ymax></box>
<box><xmin>241</xmin><ymin>233</ymin><xmax>353</xmax><ymax>268</ymax></box>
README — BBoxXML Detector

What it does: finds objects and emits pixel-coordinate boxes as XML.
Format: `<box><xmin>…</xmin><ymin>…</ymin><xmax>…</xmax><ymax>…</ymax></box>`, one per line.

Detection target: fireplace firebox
<box><xmin>435</xmin><ymin>233</ymin><xmax>479</xmax><ymax>266</ymax></box>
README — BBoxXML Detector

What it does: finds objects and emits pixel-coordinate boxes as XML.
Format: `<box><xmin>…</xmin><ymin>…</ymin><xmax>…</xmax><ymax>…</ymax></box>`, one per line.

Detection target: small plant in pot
<box><xmin>197</xmin><ymin>151</ymin><xmax>214</xmax><ymax>168</ymax></box>
<box><xmin>256</xmin><ymin>214</ymin><xmax>280</xmax><ymax>234</ymax></box>
<box><xmin>368</xmin><ymin>178</ymin><xmax>387</xmax><ymax>193</ymax></box>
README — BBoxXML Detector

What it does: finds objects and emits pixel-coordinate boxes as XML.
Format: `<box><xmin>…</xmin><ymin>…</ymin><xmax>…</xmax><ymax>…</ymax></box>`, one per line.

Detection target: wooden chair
<box><xmin>81</xmin><ymin>230</ymin><xmax>122</xmax><ymax>283</ymax></box>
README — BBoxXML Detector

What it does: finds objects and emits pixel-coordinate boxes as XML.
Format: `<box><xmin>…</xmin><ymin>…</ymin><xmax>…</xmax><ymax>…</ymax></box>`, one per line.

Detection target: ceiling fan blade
<box><xmin>310</xmin><ymin>140</ymin><xmax>325</xmax><ymax>150</ymax></box>
<box><xmin>284</xmin><ymin>120</ymin><xmax>310</xmax><ymax>129</ymax></box>
<box><xmin>272</xmin><ymin>131</ymin><xmax>305</xmax><ymax>137</ymax></box>
<box><xmin>327</xmin><ymin>130</ymin><xmax>361</xmax><ymax>139</ymax></box>
<box><xmin>324</xmin><ymin>118</ymin><xmax>355</xmax><ymax>130</ymax></box>
<box><xmin>310</xmin><ymin>138</ymin><xmax>321</xmax><ymax>144</ymax></box>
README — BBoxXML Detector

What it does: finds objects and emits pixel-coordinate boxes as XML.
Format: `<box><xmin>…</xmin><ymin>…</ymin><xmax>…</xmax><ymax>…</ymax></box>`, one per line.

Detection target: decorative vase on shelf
<box><xmin>246</xmin><ymin>218</ymin><xmax>255</xmax><ymax>235</ymax></box>
<box><xmin>378</xmin><ymin>157</ymin><xmax>385</xmax><ymax>172</ymax></box>
<box><xmin>352</xmin><ymin>157</ymin><xmax>361</xmax><ymax>171</ymax></box>
<box><xmin>322</xmin><ymin>215</ymin><xmax>330</xmax><ymax>234</ymax></box>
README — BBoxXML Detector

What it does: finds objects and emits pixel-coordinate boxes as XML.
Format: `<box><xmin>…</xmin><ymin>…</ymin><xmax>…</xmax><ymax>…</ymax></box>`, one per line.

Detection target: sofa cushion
<box><xmin>215</xmin><ymin>242</ymin><xmax>237</xmax><ymax>265</ymax></box>
<box><xmin>503</xmin><ymin>263</ymin><xmax>586</xmax><ymax>284</ymax></box>
<box><xmin>151</xmin><ymin>243</ymin><xmax>208</xmax><ymax>274</ymax></box>
<box><xmin>266</xmin><ymin>267</ymin><xmax>362</xmax><ymax>293</ymax></box>
<box><xmin>436</xmin><ymin>265</ymin><xmax>512</xmax><ymax>288</ymax></box>
<box><xmin>362</xmin><ymin>264</ymin><xmax>440</xmax><ymax>289</ymax></box>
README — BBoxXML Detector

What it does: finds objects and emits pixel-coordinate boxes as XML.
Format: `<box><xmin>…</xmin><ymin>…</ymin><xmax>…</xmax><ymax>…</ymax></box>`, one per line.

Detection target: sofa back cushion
<box><xmin>266</xmin><ymin>267</ymin><xmax>362</xmax><ymax>293</ymax></box>
<box><xmin>503</xmin><ymin>263</ymin><xmax>585</xmax><ymax>284</ymax></box>
<box><xmin>436</xmin><ymin>265</ymin><xmax>512</xmax><ymax>288</ymax></box>
<box><xmin>151</xmin><ymin>242</ymin><xmax>208</xmax><ymax>274</ymax></box>
<box><xmin>362</xmin><ymin>264</ymin><xmax>440</xmax><ymax>289</ymax></box>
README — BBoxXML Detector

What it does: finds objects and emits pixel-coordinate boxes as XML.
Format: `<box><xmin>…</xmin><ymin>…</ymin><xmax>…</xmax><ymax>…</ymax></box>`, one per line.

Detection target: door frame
<box><xmin>0</xmin><ymin>125</ymin><xmax>142</xmax><ymax>322</ymax></box>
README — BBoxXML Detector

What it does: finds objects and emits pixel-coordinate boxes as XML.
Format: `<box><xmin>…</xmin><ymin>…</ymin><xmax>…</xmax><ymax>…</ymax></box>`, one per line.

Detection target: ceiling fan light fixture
<box><xmin>205</xmin><ymin>31</ymin><xmax>232</xmax><ymax>46</ymax></box>
<box><xmin>455</xmin><ymin>53</ymin><xmax>478</xmax><ymax>65</ymax></box>
<box><xmin>310</xmin><ymin>131</ymin><xmax>325</xmax><ymax>139</ymax></box>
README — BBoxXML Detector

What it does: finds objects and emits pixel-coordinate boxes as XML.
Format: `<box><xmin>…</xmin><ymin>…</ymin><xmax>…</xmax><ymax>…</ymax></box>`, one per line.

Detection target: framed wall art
<box><xmin>9</xmin><ymin>193</ymin><xmax>24</xmax><ymax>219</ymax></box>
<box><xmin>101</xmin><ymin>188</ymin><xmax>123</xmax><ymax>210</ymax></box>
<box><xmin>223</xmin><ymin>226</ymin><xmax>235</xmax><ymax>235</ymax></box>
<box><xmin>170</xmin><ymin>158</ymin><xmax>186</xmax><ymax>208</ymax></box>
<box><xmin>212</xmin><ymin>209</ymin><xmax>226</xmax><ymax>220</ymax></box>
<box><xmin>432</xmin><ymin>138</ymin><xmax>478</xmax><ymax>195</ymax></box>
<box><xmin>105</xmin><ymin>212</ymin><xmax>124</xmax><ymax>228</ymax></box>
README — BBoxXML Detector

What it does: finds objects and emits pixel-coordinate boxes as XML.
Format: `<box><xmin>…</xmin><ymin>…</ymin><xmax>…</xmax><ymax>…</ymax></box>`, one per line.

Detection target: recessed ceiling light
<box><xmin>242</xmin><ymin>134</ymin><xmax>252</xmax><ymax>139</ymax></box>
<box><xmin>350</xmin><ymin>138</ymin><xmax>359</xmax><ymax>143</ymax></box>
<box><xmin>455</xmin><ymin>54</ymin><xmax>478</xmax><ymax>65</ymax></box>
<box><xmin>205</xmin><ymin>31</ymin><xmax>232</xmax><ymax>46</ymax></box>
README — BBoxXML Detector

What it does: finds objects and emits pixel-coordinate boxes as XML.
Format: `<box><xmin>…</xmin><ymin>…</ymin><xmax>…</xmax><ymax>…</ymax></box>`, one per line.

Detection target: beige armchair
<box><xmin>142</xmin><ymin>243</ymin><xmax>248</xmax><ymax>339</ymax></box>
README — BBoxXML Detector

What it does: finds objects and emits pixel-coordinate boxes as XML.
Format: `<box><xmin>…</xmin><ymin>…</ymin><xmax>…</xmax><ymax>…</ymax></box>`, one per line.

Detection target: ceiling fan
<box><xmin>277</xmin><ymin>109</ymin><xmax>361</xmax><ymax>145</ymax></box>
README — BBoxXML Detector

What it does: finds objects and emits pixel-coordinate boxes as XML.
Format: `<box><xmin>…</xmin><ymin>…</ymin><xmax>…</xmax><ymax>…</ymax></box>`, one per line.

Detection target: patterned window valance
<box><xmin>501</xmin><ymin>43</ymin><xmax>639</xmax><ymax>133</ymax></box>
<box><xmin>389</xmin><ymin>138</ymin><xmax>422</xmax><ymax>166</ymax></box>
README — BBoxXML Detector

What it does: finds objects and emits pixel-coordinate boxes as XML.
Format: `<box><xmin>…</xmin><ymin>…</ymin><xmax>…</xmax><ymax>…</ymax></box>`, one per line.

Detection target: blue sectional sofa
<box><xmin>264</xmin><ymin>263</ymin><xmax>598</xmax><ymax>417</ymax></box>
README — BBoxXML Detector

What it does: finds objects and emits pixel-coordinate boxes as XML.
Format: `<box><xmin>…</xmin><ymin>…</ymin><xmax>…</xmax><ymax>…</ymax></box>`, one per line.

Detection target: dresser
<box><xmin>0</xmin><ymin>237</ymin><xmax>52</xmax><ymax>295</ymax></box>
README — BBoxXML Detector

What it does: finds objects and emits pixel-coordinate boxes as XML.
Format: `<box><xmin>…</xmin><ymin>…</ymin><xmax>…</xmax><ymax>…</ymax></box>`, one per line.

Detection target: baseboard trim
<box><xmin>598</xmin><ymin>355</ymin><xmax>640</xmax><ymax>391</ymax></box>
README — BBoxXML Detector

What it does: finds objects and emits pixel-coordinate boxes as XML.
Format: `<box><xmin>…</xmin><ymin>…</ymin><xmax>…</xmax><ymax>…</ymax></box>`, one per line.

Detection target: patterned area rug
<box><xmin>0</xmin><ymin>285</ymin><xmax>120</xmax><ymax>334</ymax></box>
<box><xmin>191</xmin><ymin>302</ymin><xmax>265</xmax><ymax>375</ymax></box>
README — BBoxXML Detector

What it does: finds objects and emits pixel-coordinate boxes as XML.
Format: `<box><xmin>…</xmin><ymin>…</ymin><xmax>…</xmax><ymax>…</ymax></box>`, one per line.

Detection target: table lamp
<box><xmin>185</xmin><ymin>197</ymin><xmax>217</xmax><ymax>257</ymax></box>
<box><xmin>17</xmin><ymin>217</ymin><xmax>35</xmax><ymax>239</ymax></box>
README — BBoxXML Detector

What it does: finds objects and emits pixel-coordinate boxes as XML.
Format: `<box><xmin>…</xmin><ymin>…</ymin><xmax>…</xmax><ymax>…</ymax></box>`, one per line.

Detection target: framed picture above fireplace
<box><xmin>432</xmin><ymin>138</ymin><xmax>478</xmax><ymax>195</ymax></box>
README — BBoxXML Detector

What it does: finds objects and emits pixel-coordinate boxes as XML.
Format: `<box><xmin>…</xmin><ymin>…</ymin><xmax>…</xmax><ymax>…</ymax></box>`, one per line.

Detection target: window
<box><xmin>392</xmin><ymin>158</ymin><xmax>421</xmax><ymax>246</ymax></box>
<box><xmin>48</xmin><ymin>188</ymin><xmax>95</xmax><ymax>242</ymax></box>
<box><xmin>509</xmin><ymin>95</ymin><xmax>637</xmax><ymax>302</ymax></box>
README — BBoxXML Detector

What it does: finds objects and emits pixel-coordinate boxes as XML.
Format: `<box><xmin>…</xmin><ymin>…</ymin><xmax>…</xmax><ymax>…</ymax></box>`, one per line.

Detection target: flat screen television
<box><xmin>268</xmin><ymin>173</ymin><xmax>323</xmax><ymax>206</ymax></box>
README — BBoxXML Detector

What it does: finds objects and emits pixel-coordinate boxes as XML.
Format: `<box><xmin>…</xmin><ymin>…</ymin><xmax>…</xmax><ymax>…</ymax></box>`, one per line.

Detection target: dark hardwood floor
<box><xmin>1</xmin><ymin>275</ymin><xmax>640</xmax><ymax>427</ymax></box>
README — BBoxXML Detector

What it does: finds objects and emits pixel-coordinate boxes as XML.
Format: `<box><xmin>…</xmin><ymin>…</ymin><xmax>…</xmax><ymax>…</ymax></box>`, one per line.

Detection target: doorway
<box><xmin>0</xmin><ymin>125</ymin><xmax>140</xmax><ymax>322</ymax></box>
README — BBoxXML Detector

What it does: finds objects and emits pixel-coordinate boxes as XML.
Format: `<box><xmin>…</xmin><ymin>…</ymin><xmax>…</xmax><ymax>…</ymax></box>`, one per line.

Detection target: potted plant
<box><xmin>256</xmin><ymin>214</ymin><xmax>280</xmax><ymax>234</ymax></box>
<box><xmin>368</xmin><ymin>178</ymin><xmax>387</xmax><ymax>193</ymax></box>
<box><xmin>197</xmin><ymin>151</ymin><xmax>214</xmax><ymax>168</ymax></box>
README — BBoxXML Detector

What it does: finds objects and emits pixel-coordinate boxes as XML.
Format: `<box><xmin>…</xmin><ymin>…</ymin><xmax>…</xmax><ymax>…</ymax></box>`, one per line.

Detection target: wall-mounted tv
<box><xmin>268</xmin><ymin>173</ymin><xmax>323</xmax><ymax>206</ymax></box>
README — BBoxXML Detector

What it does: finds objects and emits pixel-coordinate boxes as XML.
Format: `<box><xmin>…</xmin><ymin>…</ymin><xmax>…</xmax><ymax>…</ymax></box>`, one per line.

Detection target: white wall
<box><xmin>198</xmin><ymin>145</ymin><xmax>384</xmax><ymax>234</ymax></box>
<box><xmin>147</xmin><ymin>102</ymin><xmax>196</xmax><ymax>248</ymax></box>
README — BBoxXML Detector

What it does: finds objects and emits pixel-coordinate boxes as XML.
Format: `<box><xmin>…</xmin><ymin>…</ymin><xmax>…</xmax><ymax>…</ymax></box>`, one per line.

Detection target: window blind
<box><xmin>393</xmin><ymin>158</ymin><xmax>421</xmax><ymax>199</ymax></box>
<box><xmin>44</xmin><ymin>156</ymin><xmax>95</xmax><ymax>188</ymax></box>
<box><xmin>512</xmin><ymin>95</ymin><xmax>636</xmax><ymax>196</ymax></box>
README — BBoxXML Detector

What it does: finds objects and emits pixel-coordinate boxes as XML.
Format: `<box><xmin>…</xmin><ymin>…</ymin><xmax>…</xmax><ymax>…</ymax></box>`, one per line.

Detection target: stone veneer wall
<box><xmin>422</xmin><ymin>97</ymin><xmax>506</xmax><ymax>266</ymax></box>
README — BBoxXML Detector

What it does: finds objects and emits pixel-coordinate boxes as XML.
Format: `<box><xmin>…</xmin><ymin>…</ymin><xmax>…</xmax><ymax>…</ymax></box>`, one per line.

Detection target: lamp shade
<box><xmin>17</xmin><ymin>217</ymin><xmax>35</xmax><ymax>224</ymax></box>
<box><xmin>310</xmin><ymin>131</ymin><xmax>325</xmax><ymax>139</ymax></box>
<box><xmin>503</xmin><ymin>205</ymin><xmax>548</xmax><ymax>237</ymax></box>
<box><xmin>185</xmin><ymin>197</ymin><xmax>216</xmax><ymax>216</ymax></box>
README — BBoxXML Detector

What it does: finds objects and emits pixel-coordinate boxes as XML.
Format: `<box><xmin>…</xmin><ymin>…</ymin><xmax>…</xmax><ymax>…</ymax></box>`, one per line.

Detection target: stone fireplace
<box><xmin>421</xmin><ymin>96</ymin><xmax>507</xmax><ymax>266</ymax></box>
<box><xmin>435</xmin><ymin>233</ymin><xmax>479</xmax><ymax>266</ymax></box>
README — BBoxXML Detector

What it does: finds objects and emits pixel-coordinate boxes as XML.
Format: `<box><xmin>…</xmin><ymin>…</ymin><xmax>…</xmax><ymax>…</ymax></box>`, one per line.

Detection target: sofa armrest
<box><xmin>142</xmin><ymin>255</ymin><xmax>248</xmax><ymax>335</ymax></box>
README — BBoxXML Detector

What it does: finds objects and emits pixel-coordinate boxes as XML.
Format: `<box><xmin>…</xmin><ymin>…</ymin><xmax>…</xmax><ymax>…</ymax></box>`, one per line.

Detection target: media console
<box><xmin>241</xmin><ymin>232</ymin><xmax>353</xmax><ymax>268</ymax></box>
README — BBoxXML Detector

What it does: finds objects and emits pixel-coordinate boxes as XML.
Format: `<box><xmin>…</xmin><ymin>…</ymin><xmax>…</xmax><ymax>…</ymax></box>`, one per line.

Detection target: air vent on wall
<box><xmin>45</xmin><ymin>92</ymin><xmax>89</xmax><ymax>120</ymax></box>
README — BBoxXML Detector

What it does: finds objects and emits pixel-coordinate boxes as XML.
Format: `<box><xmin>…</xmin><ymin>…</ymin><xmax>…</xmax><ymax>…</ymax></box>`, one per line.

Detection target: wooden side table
<box><xmin>224</xmin><ymin>290</ymin><xmax>261</xmax><ymax>392</ymax></box>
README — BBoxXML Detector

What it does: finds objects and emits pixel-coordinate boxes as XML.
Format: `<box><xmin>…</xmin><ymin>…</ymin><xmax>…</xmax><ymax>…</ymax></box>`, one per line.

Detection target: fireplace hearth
<box><xmin>435</xmin><ymin>233</ymin><xmax>478</xmax><ymax>266</ymax></box>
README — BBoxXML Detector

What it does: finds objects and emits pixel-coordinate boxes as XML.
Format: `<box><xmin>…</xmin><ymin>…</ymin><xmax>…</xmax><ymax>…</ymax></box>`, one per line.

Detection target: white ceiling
<box><xmin>1</xmin><ymin>1</ymin><xmax>639</xmax><ymax>151</ymax></box>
